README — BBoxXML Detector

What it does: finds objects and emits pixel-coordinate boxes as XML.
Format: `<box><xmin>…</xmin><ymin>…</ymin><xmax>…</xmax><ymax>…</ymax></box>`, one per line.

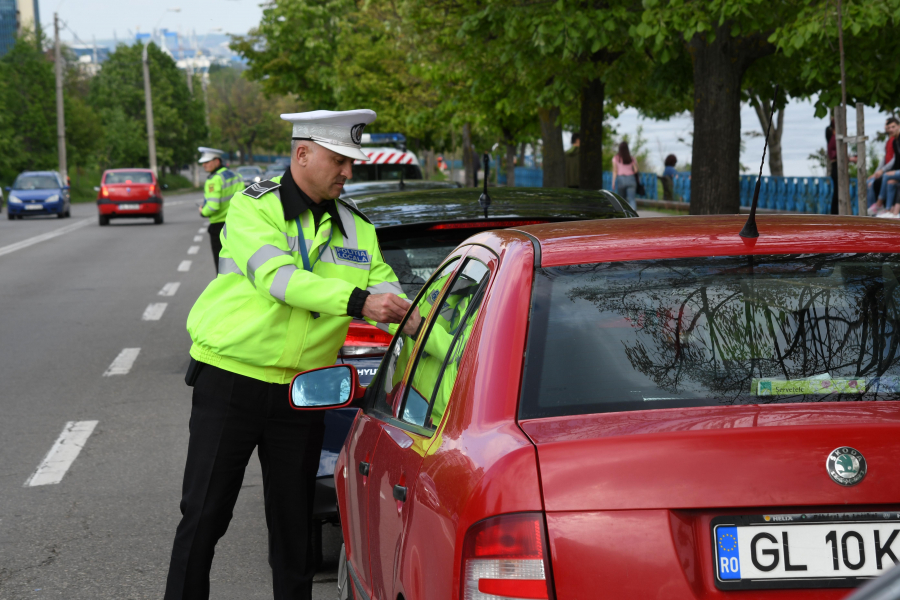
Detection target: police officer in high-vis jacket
<box><xmin>164</xmin><ymin>110</ymin><xmax>418</xmax><ymax>600</ymax></box>
<box><xmin>198</xmin><ymin>147</ymin><xmax>244</xmax><ymax>270</ymax></box>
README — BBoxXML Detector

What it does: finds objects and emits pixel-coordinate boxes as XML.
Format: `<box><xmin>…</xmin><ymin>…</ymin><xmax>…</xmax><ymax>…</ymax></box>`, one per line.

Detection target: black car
<box><xmin>310</xmin><ymin>186</ymin><xmax>637</xmax><ymax>555</ymax></box>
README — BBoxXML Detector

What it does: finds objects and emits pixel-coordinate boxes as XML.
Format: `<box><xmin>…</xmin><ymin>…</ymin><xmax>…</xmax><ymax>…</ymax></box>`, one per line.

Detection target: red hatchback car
<box><xmin>291</xmin><ymin>215</ymin><xmax>900</xmax><ymax>600</ymax></box>
<box><xmin>96</xmin><ymin>169</ymin><xmax>165</xmax><ymax>225</ymax></box>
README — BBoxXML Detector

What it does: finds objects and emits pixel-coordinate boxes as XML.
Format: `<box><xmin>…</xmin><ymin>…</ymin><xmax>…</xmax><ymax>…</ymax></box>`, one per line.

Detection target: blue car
<box><xmin>6</xmin><ymin>171</ymin><xmax>71</xmax><ymax>220</ymax></box>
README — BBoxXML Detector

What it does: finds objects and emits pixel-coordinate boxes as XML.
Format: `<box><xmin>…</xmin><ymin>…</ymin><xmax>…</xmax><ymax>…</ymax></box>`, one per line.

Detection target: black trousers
<box><xmin>208</xmin><ymin>222</ymin><xmax>225</xmax><ymax>272</ymax></box>
<box><xmin>164</xmin><ymin>365</ymin><xmax>325</xmax><ymax>600</ymax></box>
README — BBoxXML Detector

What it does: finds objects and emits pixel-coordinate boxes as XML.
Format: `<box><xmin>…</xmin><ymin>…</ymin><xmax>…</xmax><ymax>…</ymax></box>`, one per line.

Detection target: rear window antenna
<box><xmin>479</xmin><ymin>153</ymin><xmax>491</xmax><ymax>218</ymax></box>
<box><xmin>740</xmin><ymin>85</ymin><xmax>780</xmax><ymax>239</ymax></box>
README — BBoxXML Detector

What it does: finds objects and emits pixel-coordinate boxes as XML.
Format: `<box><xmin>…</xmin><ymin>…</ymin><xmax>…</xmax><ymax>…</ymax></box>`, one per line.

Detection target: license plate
<box><xmin>24</xmin><ymin>204</ymin><xmax>42</xmax><ymax>210</ymax></box>
<box><xmin>118</xmin><ymin>203</ymin><xmax>140</xmax><ymax>210</ymax></box>
<box><xmin>713</xmin><ymin>513</ymin><xmax>900</xmax><ymax>590</ymax></box>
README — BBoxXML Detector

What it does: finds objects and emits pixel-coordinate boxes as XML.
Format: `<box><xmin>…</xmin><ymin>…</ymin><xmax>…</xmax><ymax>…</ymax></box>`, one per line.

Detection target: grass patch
<box><xmin>160</xmin><ymin>173</ymin><xmax>196</xmax><ymax>192</ymax></box>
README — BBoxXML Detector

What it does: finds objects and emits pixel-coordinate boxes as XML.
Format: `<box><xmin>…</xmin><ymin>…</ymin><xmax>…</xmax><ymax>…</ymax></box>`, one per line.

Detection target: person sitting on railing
<box><xmin>660</xmin><ymin>154</ymin><xmax>677</xmax><ymax>201</ymax></box>
<box><xmin>866</xmin><ymin>117</ymin><xmax>900</xmax><ymax>215</ymax></box>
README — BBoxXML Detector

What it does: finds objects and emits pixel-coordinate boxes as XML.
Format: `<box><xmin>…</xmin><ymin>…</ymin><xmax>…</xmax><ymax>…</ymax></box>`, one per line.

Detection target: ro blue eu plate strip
<box><xmin>716</xmin><ymin>526</ymin><xmax>741</xmax><ymax>580</ymax></box>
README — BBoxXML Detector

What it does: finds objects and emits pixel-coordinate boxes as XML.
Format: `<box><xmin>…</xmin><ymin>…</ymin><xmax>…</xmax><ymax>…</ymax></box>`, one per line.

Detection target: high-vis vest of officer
<box><xmin>200</xmin><ymin>166</ymin><xmax>244</xmax><ymax>223</ymax></box>
<box><xmin>187</xmin><ymin>175</ymin><xmax>404</xmax><ymax>384</ymax></box>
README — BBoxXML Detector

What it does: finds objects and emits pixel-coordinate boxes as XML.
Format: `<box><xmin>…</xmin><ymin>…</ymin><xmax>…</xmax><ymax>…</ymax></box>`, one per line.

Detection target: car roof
<box><xmin>105</xmin><ymin>168</ymin><xmax>152</xmax><ymax>172</ymax></box>
<box><xmin>19</xmin><ymin>171</ymin><xmax>59</xmax><ymax>176</ymax></box>
<box><xmin>503</xmin><ymin>215</ymin><xmax>900</xmax><ymax>267</ymax></box>
<box><xmin>354</xmin><ymin>187</ymin><xmax>635</xmax><ymax>228</ymax></box>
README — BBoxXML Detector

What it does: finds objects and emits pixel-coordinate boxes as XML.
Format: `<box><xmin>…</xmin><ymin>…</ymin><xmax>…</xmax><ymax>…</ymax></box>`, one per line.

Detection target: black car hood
<box><xmin>348</xmin><ymin>187</ymin><xmax>635</xmax><ymax>227</ymax></box>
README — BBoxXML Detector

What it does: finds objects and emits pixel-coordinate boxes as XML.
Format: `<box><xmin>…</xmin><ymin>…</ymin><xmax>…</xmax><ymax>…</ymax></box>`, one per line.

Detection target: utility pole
<box><xmin>835</xmin><ymin>0</ymin><xmax>851</xmax><ymax>215</ymax></box>
<box><xmin>54</xmin><ymin>13</ymin><xmax>67</xmax><ymax>181</ymax></box>
<box><xmin>142</xmin><ymin>43</ymin><xmax>158</xmax><ymax>177</ymax></box>
<box><xmin>855</xmin><ymin>104</ymin><xmax>868</xmax><ymax>216</ymax></box>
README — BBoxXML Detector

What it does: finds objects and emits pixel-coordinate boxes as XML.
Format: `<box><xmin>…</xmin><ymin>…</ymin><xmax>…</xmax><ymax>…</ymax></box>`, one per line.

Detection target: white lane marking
<box><xmin>165</xmin><ymin>200</ymin><xmax>186</xmax><ymax>207</ymax></box>
<box><xmin>187</xmin><ymin>245</ymin><xmax>200</xmax><ymax>255</ymax></box>
<box><xmin>193</xmin><ymin>235</ymin><xmax>203</xmax><ymax>242</ymax></box>
<box><xmin>158</xmin><ymin>282</ymin><xmax>180</xmax><ymax>296</ymax></box>
<box><xmin>198</xmin><ymin>227</ymin><xmax>205</xmax><ymax>233</ymax></box>
<box><xmin>25</xmin><ymin>421</ymin><xmax>99</xmax><ymax>487</ymax></box>
<box><xmin>103</xmin><ymin>348</ymin><xmax>141</xmax><ymax>376</ymax></box>
<box><xmin>142</xmin><ymin>302</ymin><xmax>168</xmax><ymax>321</ymax></box>
<box><xmin>178</xmin><ymin>260</ymin><xmax>191</xmax><ymax>272</ymax></box>
<box><xmin>0</xmin><ymin>219</ymin><xmax>90</xmax><ymax>258</ymax></box>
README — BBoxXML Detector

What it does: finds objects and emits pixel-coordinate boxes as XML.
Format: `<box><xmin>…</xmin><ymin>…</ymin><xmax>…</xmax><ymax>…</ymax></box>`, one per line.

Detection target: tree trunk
<box><xmin>518</xmin><ymin>142</ymin><xmax>526</xmax><ymax>167</ymax></box>
<box><xmin>688</xmin><ymin>25</ymin><xmax>773</xmax><ymax>214</ymax></box>
<box><xmin>539</xmin><ymin>107</ymin><xmax>566</xmax><ymax>187</ymax></box>
<box><xmin>579</xmin><ymin>77</ymin><xmax>605</xmax><ymax>190</ymax></box>
<box><xmin>462</xmin><ymin>123</ymin><xmax>476</xmax><ymax>187</ymax></box>
<box><xmin>750</xmin><ymin>94</ymin><xmax>785</xmax><ymax>176</ymax></box>
<box><xmin>505</xmin><ymin>143</ymin><xmax>516</xmax><ymax>187</ymax></box>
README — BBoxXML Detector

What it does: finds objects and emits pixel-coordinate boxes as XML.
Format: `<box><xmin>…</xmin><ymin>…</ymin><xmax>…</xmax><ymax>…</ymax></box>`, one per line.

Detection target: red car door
<box><xmin>342</xmin><ymin>411</ymin><xmax>382</xmax><ymax>595</ymax></box>
<box><xmin>343</xmin><ymin>254</ymin><xmax>467</xmax><ymax>599</ymax></box>
<box><xmin>366</xmin><ymin>253</ymin><xmax>495</xmax><ymax>600</ymax></box>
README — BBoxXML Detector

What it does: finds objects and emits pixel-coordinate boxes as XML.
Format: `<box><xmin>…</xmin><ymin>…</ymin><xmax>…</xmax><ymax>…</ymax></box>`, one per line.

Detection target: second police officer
<box><xmin>197</xmin><ymin>146</ymin><xmax>245</xmax><ymax>270</ymax></box>
<box><xmin>164</xmin><ymin>110</ymin><xmax>420</xmax><ymax>600</ymax></box>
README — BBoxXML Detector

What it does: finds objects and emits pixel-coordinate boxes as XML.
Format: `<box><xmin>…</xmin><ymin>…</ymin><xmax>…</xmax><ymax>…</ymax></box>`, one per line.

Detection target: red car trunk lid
<box><xmin>106</xmin><ymin>183</ymin><xmax>153</xmax><ymax>201</ymax></box>
<box><xmin>520</xmin><ymin>403</ymin><xmax>900</xmax><ymax>512</ymax></box>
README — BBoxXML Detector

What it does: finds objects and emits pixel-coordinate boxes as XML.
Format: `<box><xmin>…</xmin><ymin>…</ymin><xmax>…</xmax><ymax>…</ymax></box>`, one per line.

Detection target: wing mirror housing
<box><xmin>289</xmin><ymin>364</ymin><xmax>365</xmax><ymax>410</ymax></box>
<box><xmin>93</xmin><ymin>186</ymin><xmax>100</xmax><ymax>192</ymax></box>
<box><xmin>162</xmin><ymin>183</ymin><xmax>169</xmax><ymax>190</ymax></box>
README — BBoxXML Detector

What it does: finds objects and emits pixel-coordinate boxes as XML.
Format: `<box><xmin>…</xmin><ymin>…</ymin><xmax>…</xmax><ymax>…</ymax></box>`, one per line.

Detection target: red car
<box><xmin>96</xmin><ymin>169</ymin><xmax>165</xmax><ymax>225</ymax></box>
<box><xmin>291</xmin><ymin>215</ymin><xmax>900</xmax><ymax>600</ymax></box>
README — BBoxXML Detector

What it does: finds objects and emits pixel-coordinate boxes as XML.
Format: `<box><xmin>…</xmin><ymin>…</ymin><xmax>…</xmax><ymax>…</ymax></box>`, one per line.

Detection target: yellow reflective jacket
<box><xmin>188</xmin><ymin>175</ymin><xmax>404</xmax><ymax>383</ymax></box>
<box><xmin>201</xmin><ymin>166</ymin><xmax>244</xmax><ymax>223</ymax></box>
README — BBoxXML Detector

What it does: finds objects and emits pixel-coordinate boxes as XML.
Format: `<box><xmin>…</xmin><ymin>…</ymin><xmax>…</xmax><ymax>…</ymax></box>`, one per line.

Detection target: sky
<box><xmin>48</xmin><ymin>0</ymin><xmax>264</xmax><ymax>44</ymax></box>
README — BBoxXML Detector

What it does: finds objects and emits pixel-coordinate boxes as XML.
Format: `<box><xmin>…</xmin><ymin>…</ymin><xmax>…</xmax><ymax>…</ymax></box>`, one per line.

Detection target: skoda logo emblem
<box><xmin>826</xmin><ymin>447</ymin><xmax>866</xmax><ymax>486</ymax></box>
<box><xmin>350</xmin><ymin>123</ymin><xmax>365</xmax><ymax>145</ymax></box>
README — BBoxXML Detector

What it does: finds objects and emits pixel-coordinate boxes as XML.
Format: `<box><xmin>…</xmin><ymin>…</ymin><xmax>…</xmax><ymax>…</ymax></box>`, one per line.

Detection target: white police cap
<box><xmin>281</xmin><ymin>109</ymin><xmax>376</xmax><ymax>161</ymax></box>
<box><xmin>198</xmin><ymin>147</ymin><xmax>225</xmax><ymax>164</ymax></box>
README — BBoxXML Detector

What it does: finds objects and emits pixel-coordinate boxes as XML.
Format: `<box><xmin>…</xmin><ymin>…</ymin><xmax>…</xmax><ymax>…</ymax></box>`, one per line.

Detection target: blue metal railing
<box><xmin>495</xmin><ymin>168</ymin><xmax>858</xmax><ymax>215</ymax></box>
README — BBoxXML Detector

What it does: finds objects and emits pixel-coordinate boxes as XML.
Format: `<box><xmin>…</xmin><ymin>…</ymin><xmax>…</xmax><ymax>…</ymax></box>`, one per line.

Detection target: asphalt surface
<box><xmin>0</xmin><ymin>193</ymin><xmax>341</xmax><ymax>600</ymax></box>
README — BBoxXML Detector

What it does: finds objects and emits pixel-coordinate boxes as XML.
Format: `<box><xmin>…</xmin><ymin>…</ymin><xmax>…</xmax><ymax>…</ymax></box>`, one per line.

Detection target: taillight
<box><xmin>462</xmin><ymin>513</ymin><xmax>553</xmax><ymax>600</ymax></box>
<box><xmin>341</xmin><ymin>321</ymin><xmax>392</xmax><ymax>357</ymax></box>
<box><xmin>100</xmin><ymin>185</ymin><xmax>109</xmax><ymax>198</ymax></box>
<box><xmin>149</xmin><ymin>184</ymin><xmax>157</xmax><ymax>196</ymax></box>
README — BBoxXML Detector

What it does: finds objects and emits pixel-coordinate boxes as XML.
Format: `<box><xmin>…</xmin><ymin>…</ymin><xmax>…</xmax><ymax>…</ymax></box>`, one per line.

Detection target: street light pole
<box><xmin>142</xmin><ymin>43</ymin><xmax>158</xmax><ymax>177</ymax></box>
<box><xmin>54</xmin><ymin>13</ymin><xmax>67</xmax><ymax>180</ymax></box>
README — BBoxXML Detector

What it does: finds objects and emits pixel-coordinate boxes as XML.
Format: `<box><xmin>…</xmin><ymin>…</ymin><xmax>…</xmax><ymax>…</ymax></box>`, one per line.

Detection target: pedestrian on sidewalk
<box><xmin>612</xmin><ymin>141</ymin><xmax>638</xmax><ymax>210</ymax></box>
<box><xmin>165</xmin><ymin>110</ymin><xmax>417</xmax><ymax>600</ymax></box>
<box><xmin>198</xmin><ymin>147</ymin><xmax>244</xmax><ymax>270</ymax></box>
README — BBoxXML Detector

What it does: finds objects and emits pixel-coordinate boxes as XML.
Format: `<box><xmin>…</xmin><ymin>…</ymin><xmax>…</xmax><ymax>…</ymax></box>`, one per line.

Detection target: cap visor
<box><xmin>316</xmin><ymin>141</ymin><xmax>370</xmax><ymax>161</ymax></box>
<box><xmin>198</xmin><ymin>154</ymin><xmax>217</xmax><ymax>164</ymax></box>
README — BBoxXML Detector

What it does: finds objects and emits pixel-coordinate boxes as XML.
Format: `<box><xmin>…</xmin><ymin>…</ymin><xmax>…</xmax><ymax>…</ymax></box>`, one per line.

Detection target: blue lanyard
<box><xmin>294</xmin><ymin>217</ymin><xmax>333</xmax><ymax>273</ymax></box>
<box><xmin>294</xmin><ymin>216</ymin><xmax>332</xmax><ymax>319</ymax></box>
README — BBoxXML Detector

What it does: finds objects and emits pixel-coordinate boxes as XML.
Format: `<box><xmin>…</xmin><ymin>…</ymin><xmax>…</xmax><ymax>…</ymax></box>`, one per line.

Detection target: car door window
<box><xmin>370</xmin><ymin>258</ymin><xmax>461</xmax><ymax>417</ymax></box>
<box><xmin>400</xmin><ymin>259</ymin><xmax>491</xmax><ymax>430</ymax></box>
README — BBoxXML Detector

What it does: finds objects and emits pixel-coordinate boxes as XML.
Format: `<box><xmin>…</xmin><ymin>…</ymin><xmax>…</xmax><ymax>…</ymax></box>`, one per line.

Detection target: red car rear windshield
<box><xmin>519</xmin><ymin>253</ymin><xmax>900</xmax><ymax>419</ymax></box>
<box><xmin>105</xmin><ymin>171</ymin><xmax>153</xmax><ymax>184</ymax></box>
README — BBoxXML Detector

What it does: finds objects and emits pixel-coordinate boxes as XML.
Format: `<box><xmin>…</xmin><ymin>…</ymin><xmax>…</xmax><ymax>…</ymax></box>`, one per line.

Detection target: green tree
<box><xmin>0</xmin><ymin>33</ymin><xmax>57</xmax><ymax>182</ymax></box>
<box><xmin>89</xmin><ymin>43</ymin><xmax>207</xmax><ymax>172</ymax></box>
<box><xmin>207</xmin><ymin>67</ymin><xmax>297</xmax><ymax>162</ymax></box>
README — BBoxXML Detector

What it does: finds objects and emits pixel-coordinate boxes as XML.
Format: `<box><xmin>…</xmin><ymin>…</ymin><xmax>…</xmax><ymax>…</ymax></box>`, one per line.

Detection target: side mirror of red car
<box><xmin>289</xmin><ymin>364</ymin><xmax>365</xmax><ymax>411</ymax></box>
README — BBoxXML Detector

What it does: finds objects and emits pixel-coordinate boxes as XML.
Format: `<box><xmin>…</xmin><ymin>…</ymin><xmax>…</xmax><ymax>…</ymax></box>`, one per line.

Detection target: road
<box><xmin>0</xmin><ymin>193</ymin><xmax>341</xmax><ymax>600</ymax></box>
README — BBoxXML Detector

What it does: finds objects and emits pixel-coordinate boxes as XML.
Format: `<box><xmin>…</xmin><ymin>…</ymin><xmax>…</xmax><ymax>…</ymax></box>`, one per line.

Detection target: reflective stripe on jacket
<box><xmin>201</xmin><ymin>166</ymin><xmax>244</xmax><ymax>223</ymax></box>
<box><xmin>187</xmin><ymin>175</ymin><xmax>404</xmax><ymax>384</ymax></box>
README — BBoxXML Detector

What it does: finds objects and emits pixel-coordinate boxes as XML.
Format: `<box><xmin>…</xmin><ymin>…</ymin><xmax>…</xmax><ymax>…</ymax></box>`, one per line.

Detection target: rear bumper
<box><xmin>8</xmin><ymin>200</ymin><xmax>65</xmax><ymax>215</ymax></box>
<box><xmin>97</xmin><ymin>198</ymin><xmax>163</xmax><ymax>217</ymax></box>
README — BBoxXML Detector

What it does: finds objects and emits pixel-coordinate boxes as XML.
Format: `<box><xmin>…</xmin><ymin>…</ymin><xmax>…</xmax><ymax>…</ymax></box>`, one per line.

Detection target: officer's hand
<box><xmin>362</xmin><ymin>293</ymin><xmax>409</xmax><ymax>324</ymax></box>
<box><xmin>402</xmin><ymin>307</ymin><xmax>422</xmax><ymax>337</ymax></box>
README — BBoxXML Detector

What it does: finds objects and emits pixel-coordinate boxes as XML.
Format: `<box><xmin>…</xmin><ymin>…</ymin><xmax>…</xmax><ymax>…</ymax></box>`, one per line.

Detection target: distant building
<box><xmin>0</xmin><ymin>0</ymin><xmax>41</xmax><ymax>57</ymax></box>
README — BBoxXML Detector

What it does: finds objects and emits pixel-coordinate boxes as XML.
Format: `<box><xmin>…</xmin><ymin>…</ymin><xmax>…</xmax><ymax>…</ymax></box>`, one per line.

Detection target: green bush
<box><xmin>68</xmin><ymin>166</ymin><xmax>104</xmax><ymax>203</ymax></box>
